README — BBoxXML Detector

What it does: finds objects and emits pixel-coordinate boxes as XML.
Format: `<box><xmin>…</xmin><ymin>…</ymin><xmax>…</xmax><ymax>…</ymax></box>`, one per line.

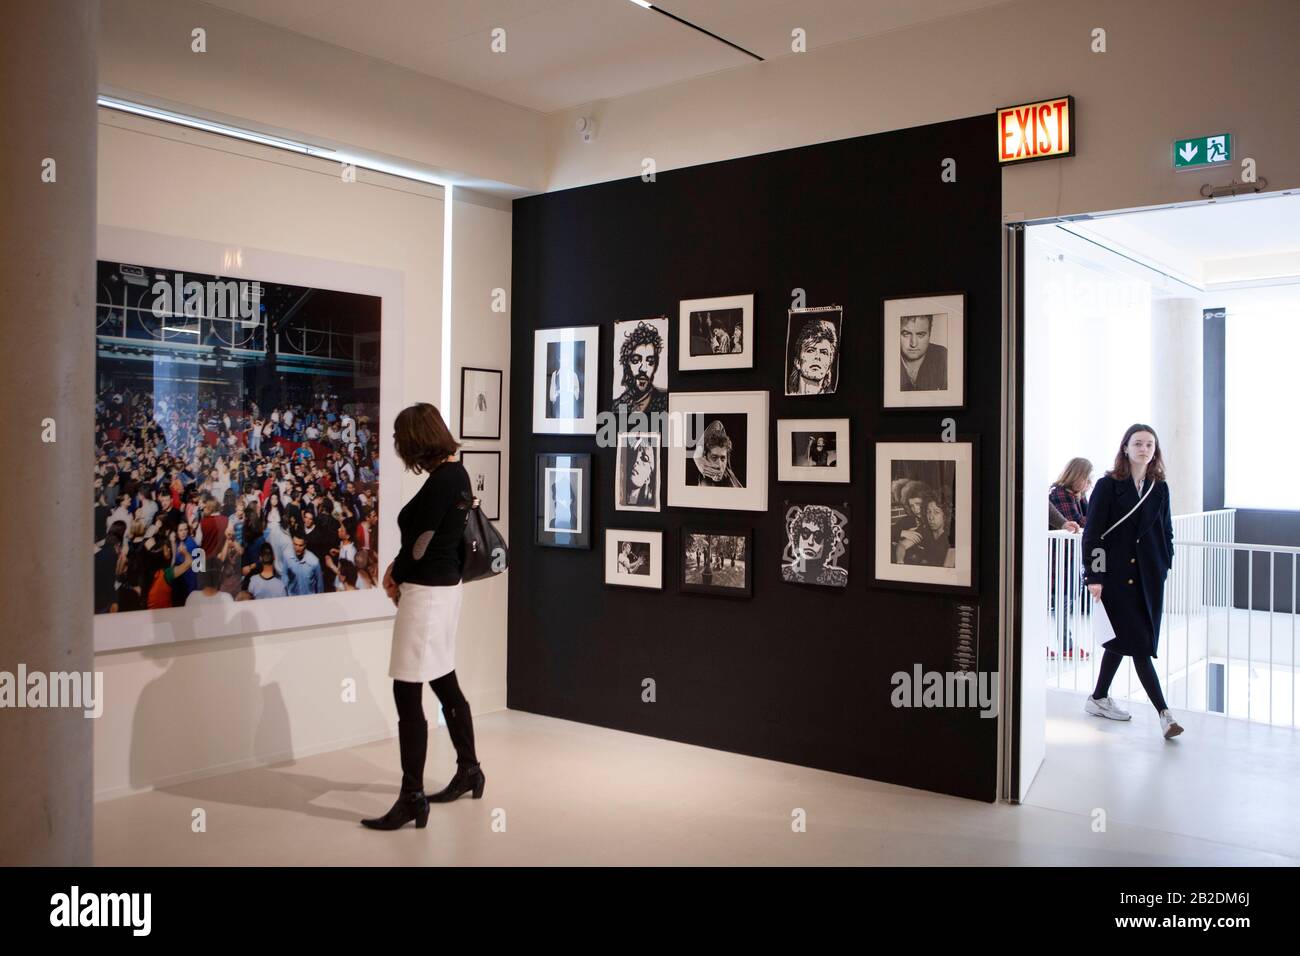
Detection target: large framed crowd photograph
<box><xmin>873</xmin><ymin>438</ymin><xmax>977</xmax><ymax>593</ymax></box>
<box><xmin>535</xmin><ymin>452</ymin><xmax>592</xmax><ymax>549</ymax></box>
<box><xmin>681</xmin><ymin>528</ymin><xmax>752</xmax><ymax>598</ymax></box>
<box><xmin>666</xmin><ymin>390</ymin><xmax>769</xmax><ymax>512</ymax></box>
<box><xmin>678</xmin><ymin>294</ymin><xmax>754</xmax><ymax>371</ymax></box>
<box><xmin>604</xmin><ymin>529</ymin><xmax>664</xmax><ymax>590</ymax></box>
<box><xmin>881</xmin><ymin>293</ymin><xmax>966</xmax><ymax>410</ymax></box>
<box><xmin>93</xmin><ymin>227</ymin><xmax>403</xmax><ymax>652</ymax></box>
<box><xmin>532</xmin><ymin>326</ymin><xmax>600</xmax><ymax>434</ymax></box>
<box><xmin>776</xmin><ymin>418</ymin><xmax>850</xmax><ymax>483</ymax></box>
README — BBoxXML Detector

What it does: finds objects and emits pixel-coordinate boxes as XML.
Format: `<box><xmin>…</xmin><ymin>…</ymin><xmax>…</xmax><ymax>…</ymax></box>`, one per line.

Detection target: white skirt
<box><xmin>388</xmin><ymin>581</ymin><xmax>465</xmax><ymax>682</ymax></box>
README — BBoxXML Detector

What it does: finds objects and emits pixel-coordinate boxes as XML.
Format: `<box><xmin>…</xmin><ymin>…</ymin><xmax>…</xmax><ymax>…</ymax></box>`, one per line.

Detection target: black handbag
<box><xmin>458</xmin><ymin>491</ymin><xmax>508</xmax><ymax>582</ymax></box>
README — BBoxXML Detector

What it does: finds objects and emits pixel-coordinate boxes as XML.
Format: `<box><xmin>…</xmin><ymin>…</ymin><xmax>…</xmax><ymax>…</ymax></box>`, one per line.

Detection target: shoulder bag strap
<box><xmin>1100</xmin><ymin>480</ymin><xmax>1155</xmax><ymax>540</ymax></box>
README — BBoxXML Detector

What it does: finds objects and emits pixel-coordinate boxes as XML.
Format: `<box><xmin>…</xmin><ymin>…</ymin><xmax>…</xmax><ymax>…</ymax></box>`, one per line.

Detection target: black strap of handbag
<box><xmin>457</xmin><ymin>491</ymin><xmax>508</xmax><ymax>582</ymax></box>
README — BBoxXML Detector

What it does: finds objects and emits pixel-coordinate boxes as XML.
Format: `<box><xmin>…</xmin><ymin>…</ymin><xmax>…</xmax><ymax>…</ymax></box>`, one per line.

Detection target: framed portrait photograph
<box><xmin>532</xmin><ymin>326</ymin><xmax>599</xmax><ymax>434</ymax></box>
<box><xmin>777</xmin><ymin>418</ymin><xmax>850</xmax><ymax>483</ymax></box>
<box><xmin>785</xmin><ymin>305</ymin><xmax>843</xmax><ymax>396</ymax></box>
<box><xmin>604</xmin><ymin>528</ymin><xmax>663</xmax><ymax>590</ymax></box>
<box><xmin>780</xmin><ymin>502</ymin><xmax>850</xmax><ymax>588</ymax></box>
<box><xmin>535</xmin><ymin>452</ymin><xmax>592</xmax><ymax>549</ymax></box>
<box><xmin>678</xmin><ymin>294</ymin><xmax>754</xmax><ymax>371</ymax></box>
<box><xmin>612</xmin><ymin>317</ymin><xmax>669</xmax><ymax>420</ymax></box>
<box><xmin>460</xmin><ymin>367</ymin><xmax>502</xmax><ymax>439</ymax></box>
<box><xmin>681</xmin><ymin>529</ymin><xmax>752</xmax><ymax>598</ymax></box>
<box><xmin>667</xmin><ymin>390</ymin><xmax>769</xmax><ymax>512</ymax></box>
<box><xmin>874</xmin><ymin>439</ymin><xmax>976</xmax><ymax>593</ymax></box>
<box><xmin>882</xmin><ymin>293</ymin><xmax>966</xmax><ymax>409</ymax></box>
<box><xmin>460</xmin><ymin>450</ymin><xmax>501</xmax><ymax>521</ymax></box>
<box><xmin>614</xmin><ymin>431</ymin><xmax>661</xmax><ymax>512</ymax></box>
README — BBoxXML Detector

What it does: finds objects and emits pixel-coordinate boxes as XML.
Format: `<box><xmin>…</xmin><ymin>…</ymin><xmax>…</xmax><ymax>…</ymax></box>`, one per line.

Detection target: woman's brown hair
<box><xmin>392</xmin><ymin>402</ymin><xmax>459</xmax><ymax>474</ymax></box>
<box><xmin>1053</xmin><ymin>457</ymin><xmax>1093</xmax><ymax>493</ymax></box>
<box><xmin>1109</xmin><ymin>423</ymin><xmax>1166</xmax><ymax>482</ymax></box>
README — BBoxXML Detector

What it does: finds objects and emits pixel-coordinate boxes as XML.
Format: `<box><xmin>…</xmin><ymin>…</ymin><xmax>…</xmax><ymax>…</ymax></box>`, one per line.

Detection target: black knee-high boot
<box><xmin>361</xmin><ymin>719</ymin><xmax>430</xmax><ymax>829</ymax></box>
<box><xmin>429</xmin><ymin>704</ymin><xmax>485</xmax><ymax>803</ymax></box>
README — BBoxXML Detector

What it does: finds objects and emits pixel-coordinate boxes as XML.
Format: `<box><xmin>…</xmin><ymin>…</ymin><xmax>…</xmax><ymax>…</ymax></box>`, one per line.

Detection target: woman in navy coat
<box><xmin>1080</xmin><ymin>423</ymin><xmax>1184</xmax><ymax>739</ymax></box>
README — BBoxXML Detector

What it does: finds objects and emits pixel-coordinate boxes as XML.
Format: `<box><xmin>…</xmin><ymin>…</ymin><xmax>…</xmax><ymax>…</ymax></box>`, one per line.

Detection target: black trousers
<box><xmin>1091</xmin><ymin>649</ymin><xmax>1168</xmax><ymax>712</ymax></box>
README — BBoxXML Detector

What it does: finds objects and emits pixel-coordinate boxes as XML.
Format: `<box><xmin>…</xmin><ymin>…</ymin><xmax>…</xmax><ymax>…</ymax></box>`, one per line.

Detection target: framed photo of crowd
<box><xmin>873</xmin><ymin>438</ymin><xmax>977</xmax><ymax>593</ymax></box>
<box><xmin>680</xmin><ymin>528</ymin><xmax>752</xmax><ymax>598</ymax></box>
<box><xmin>881</xmin><ymin>293</ymin><xmax>965</xmax><ymax>410</ymax></box>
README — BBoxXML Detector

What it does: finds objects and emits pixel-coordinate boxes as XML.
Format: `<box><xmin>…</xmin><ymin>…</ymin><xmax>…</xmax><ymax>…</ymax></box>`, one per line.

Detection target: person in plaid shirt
<box><xmin>1049</xmin><ymin>458</ymin><xmax>1093</xmax><ymax>659</ymax></box>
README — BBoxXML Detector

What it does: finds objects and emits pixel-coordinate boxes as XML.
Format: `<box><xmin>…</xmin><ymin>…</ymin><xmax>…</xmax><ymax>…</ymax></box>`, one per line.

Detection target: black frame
<box><xmin>680</xmin><ymin>526</ymin><xmax>754</xmax><ymax>598</ymax></box>
<box><xmin>995</xmin><ymin>94</ymin><xmax>1076</xmax><ymax>166</ymax></box>
<box><xmin>459</xmin><ymin>450</ymin><xmax>501</xmax><ymax>521</ymax></box>
<box><xmin>880</xmin><ymin>290</ymin><xmax>968</xmax><ymax>412</ymax></box>
<box><xmin>459</xmin><ymin>367</ymin><xmax>503</xmax><ymax>440</ymax></box>
<box><xmin>534</xmin><ymin>452</ymin><xmax>592</xmax><ymax>549</ymax></box>
<box><xmin>869</xmin><ymin>435</ymin><xmax>981</xmax><ymax>597</ymax></box>
<box><xmin>604</xmin><ymin>528</ymin><xmax>665</xmax><ymax>591</ymax></box>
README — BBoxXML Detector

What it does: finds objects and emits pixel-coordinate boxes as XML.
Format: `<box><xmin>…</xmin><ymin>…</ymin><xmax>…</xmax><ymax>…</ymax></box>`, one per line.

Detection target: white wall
<box><xmin>1150</xmin><ymin>298</ymin><xmax>1205</xmax><ymax>516</ymax></box>
<box><xmin>543</xmin><ymin>0</ymin><xmax>1300</xmax><ymax>218</ymax></box>
<box><xmin>93</xmin><ymin>111</ymin><xmax>508</xmax><ymax>798</ymax></box>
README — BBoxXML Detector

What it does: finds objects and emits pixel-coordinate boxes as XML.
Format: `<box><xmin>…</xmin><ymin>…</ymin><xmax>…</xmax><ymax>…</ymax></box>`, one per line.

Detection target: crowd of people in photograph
<box><xmin>93</xmin><ymin>383</ymin><xmax>381</xmax><ymax>613</ymax></box>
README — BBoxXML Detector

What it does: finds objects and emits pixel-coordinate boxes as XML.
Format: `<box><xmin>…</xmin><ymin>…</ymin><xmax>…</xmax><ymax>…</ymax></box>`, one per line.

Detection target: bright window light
<box><xmin>628</xmin><ymin>0</ymin><xmax>653</xmax><ymax>8</ymax></box>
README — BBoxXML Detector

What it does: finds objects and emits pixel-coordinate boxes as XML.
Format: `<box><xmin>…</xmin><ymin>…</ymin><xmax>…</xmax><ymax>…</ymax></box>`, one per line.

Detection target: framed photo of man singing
<box><xmin>881</xmin><ymin>293</ymin><xmax>965</xmax><ymax>410</ymax></box>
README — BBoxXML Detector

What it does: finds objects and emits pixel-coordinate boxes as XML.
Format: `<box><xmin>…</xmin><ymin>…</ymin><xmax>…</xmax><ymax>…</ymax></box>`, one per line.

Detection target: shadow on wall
<box><xmin>126</xmin><ymin>599</ymin><xmax>388</xmax><ymax>810</ymax></box>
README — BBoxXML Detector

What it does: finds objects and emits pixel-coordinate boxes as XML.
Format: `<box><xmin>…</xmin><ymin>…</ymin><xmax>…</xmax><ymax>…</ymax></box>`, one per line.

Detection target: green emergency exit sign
<box><xmin>1174</xmin><ymin>134</ymin><xmax>1231</xmax><ymax>168</ymax></box>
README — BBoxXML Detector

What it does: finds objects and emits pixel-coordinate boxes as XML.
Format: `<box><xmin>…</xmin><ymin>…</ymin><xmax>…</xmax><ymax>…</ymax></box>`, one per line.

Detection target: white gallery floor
<box><xmin>94</xmin><ymin>700</ymin><xmax>1298</xmax><ymax>866</ymax></box>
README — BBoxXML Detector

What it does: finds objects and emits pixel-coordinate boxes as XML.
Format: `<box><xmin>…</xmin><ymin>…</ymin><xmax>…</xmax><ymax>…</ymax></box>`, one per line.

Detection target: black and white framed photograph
<box><xmin>882</xmin><ymin>293</ymin><xmax>966</xmax><ymax>409</ymax></box>
<box><xmin>614</xmin><ymin>431</ymin><xmax>660</xmax><ymax>512</ymax></box>
<box><xmin>678</xmin><ymin>294</ymin><xmax>754</xmax><ymax>371</ymax></box>
<box><xmin>777</xmin><ymin>418</ymin><xmax>850</xmax><ymax>483</ymax></box>
<box><xmin>785</xmin><ymin>305</ymin><xmax>843</xmax><ymax>396</ymax></box>
<box><xmin>604</xmin><ymin>528</ymin><xmax>663</xmax><ymax>590</ymax></box>
<box><xmin>667</xmin><ymin>390</ymin><xmax>769</xmax><ymax>511</ymax></box>
<box><xmin>780</xmin><ymin>503</ymin><xmax>850</xmax><ymax>587</ymax></box>
<box><xmin>611</xmin><ymin>317</ymin><xmax>669</xmax><ymax>420</ymax></box>
<box><xmin>874</xmin><ymin>439</ymin><xmax>976</xmax><ymax>592</ymax></box>
<box><xmin>460</xmin><ymin>367</ymin><xmax>502</xmax><ymax>439</ymax></box>
<box><xmin>460</xmin><ymin>450</ymin><xmax>501</xmax><ymax>521</ymax></box>
<box><xmin>532</xmin><ymin>326</ymin><xmax>599</xmax><ymax>434</ymax></box>
<box><xmin>535</xmin><ymin>452</ymin><xmax>592</xmax><ymax>549</ymax></box>
<box><xmin>681</xmin><ymin>529</ymin><xmax>752</xmax><ymax>598</ymax></box>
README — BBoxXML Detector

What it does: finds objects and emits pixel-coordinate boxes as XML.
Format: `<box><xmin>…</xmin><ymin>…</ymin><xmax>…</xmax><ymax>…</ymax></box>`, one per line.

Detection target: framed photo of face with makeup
<box><xmin>785</xmin><ymin>306</ymin><xmax>842</xmax><ymax>396</ymax></box>
<box><xmin>881</xmin><ymin>293</ymin><xmax>965</xmax><ymax>410</ymax></box>
<box><xmin>614</xmin><ymin>431</ymin><xmax>660</xmax><ymax>512</ymax></box>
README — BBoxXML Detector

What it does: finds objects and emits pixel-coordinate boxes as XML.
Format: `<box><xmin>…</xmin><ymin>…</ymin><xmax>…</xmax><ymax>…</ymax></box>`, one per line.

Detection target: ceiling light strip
<box><xmin>634</xmin><ymin>3</ymin><xmax>764</xmax><ymax>62</ymax></box>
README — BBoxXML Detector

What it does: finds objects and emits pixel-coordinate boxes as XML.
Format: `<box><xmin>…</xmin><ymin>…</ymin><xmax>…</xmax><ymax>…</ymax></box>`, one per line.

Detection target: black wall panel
<box><xmin>508</xmin><ymin>115</ymin><xmax>1003</xmax><ymax>801</ymax></box>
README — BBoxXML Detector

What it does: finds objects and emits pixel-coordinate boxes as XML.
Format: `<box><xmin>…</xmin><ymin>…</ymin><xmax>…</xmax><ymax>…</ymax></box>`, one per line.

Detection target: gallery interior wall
<box><xmin>543</xmin><ymin>0</ymin><xmax>1300</xmax><ymax>220</ymax></box>
<box><xmin>94</xmin><ymin>111</ymin><xmax>511</xmax><ymax>798</ymax></box>
<box><xmin>509</xmin><ymin>114</ymin><xmax>1003</xmax><ymax>801</ymax></box>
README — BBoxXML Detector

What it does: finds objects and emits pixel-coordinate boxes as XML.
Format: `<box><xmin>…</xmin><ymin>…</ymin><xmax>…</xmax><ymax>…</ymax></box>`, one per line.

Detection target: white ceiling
<box><xmin>1068</xmin><ymin>194</ymin><xmax>1300</xmax><ymax>287</ymax></box>
<box><xmin>199</xmin><ymin>0</ymin><xmax>1012</xmax><ymax>113</ymax></box>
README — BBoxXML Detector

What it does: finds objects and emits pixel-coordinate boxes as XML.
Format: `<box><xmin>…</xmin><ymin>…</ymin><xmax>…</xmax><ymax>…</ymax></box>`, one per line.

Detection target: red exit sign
<box><xmin>997</xmin><ymin>95</ymin><xmax>1075</xmax><ymax>164</ymax></box>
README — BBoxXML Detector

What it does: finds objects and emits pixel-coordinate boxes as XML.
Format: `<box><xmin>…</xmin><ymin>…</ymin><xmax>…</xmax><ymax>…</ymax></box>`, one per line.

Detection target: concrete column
<box><xmin>1150</xmin><ymin>297</ymin><xmax>1205</xmax><ymax>517</ymax></box>
<box><xmin>0</xmin><ymin>1</ymin><xmax>99</xmax><ymax>865</ymax></box>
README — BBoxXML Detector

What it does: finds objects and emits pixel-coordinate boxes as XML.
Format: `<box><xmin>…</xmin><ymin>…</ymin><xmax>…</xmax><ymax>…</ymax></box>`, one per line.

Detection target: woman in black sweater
<box><xmin>362</xmin><ymin>403</ymin><xmax>482</xmax><ymax>831</ymax></box>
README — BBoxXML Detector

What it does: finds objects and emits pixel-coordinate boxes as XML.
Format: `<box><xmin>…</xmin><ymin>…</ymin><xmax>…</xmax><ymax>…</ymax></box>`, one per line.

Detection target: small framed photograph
<box><xmin>533</xmin><ymin>326</ymin><xmax>600</xmax><ymax>434</ymax></box>
<box><xmin>667</xmin><ymin>390</ymin><xmax>769</xmax><ymax>512</ymax></box>
<box><xmin>614</xmin><ymin>431</ymin><xmax>661</xmax><ymax>512</ymax></box>
<box><xmin>874</xmin><ymin>438</ymin><xmax>977</xmax><ymax>593</ymax></box>
<box><xmin>459</xmin><ymin>367</ymin><xmax>502</xmax><ymax>439</ymax></box>
<box><xmin>882</xmin><ymin>293</ymin><xmax>965</xmax><ymax>409</ymax></box>
<box><xmin>780</xmin><ymin>502</ymin><xmax>850</xmax><ymax>588</ymax></box>
<box><xmin>785</xmin><ymin>306</ymin><xmax>843</xmax><ymax>396</ymax></box>
<box><xmin>681</xmin><ymin>529</ymin><xmax>752</xmax><ymax>598</ymax></box>
<box><xmin>777</xmin><ymin>418</ymin><xmax>850</xmax><ymax>483</ymax></box>
<box><xmin>535</xmin><ymin>452</ymin><xmax>592</xmax><ymax>549</ymax></box>
<box><xmin>678</xmin><ymin>294</ymin><xmax>754</xmax><ymax>371</ymax></box>
<box><xmin>459</xmin><ymin>450</ymin><xmax>501</xmax><ymax>521</ymax></box>
<box><xmin>612</xmin><ymin>317</ymin><xmax>669</xmax><ymax>418</ymax></box>
<box><xmin>605</xmin><ymin>529</ymin><xmax>663</xmax><ymax>590</ymax></box>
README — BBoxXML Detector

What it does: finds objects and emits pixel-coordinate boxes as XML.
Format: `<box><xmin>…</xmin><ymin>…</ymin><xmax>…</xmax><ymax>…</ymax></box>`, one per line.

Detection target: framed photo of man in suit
<box><xmin>881</xmin><ymin>293</ymin><xmax>965</xmax><ymax>409</ymax></box>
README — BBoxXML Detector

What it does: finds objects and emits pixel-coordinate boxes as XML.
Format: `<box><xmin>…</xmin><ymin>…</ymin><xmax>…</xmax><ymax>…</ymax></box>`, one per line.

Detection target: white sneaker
<box><xmin>1160</xmin><ymin>710</ymin><xmax>1184</xmax><ymax>739</ymax></box>
<box><xmin>1085</xmin><ymin>696</ymin><xmax>1132</xmax><ymax>721</ymax></box>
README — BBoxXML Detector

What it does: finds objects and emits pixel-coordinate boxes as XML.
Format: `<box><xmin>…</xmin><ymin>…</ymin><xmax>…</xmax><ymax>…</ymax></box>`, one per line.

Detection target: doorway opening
<box><xmin>1012</xmin><ymin>191</ymin><xmax>1300</xmax><ymax>860</ymax></box>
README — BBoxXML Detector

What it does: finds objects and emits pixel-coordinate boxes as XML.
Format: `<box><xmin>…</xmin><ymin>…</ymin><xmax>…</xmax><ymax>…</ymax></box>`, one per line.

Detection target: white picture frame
<box><xmin>777</xmin><ymin>418</ymin><xmax>851</xmax><ymax>483</ymax></box>
<box><xmin>533</xmin><ymin>325</ymin><xmax>600</xmax><ymax>434</ymax></box>
<box><xmin>874</xmin><ymin>439</ymin><xmax>975</xmax><ymax>591</ymax></box>
<box><xmin>882</xmin><ymin>293</ymin><xmax>966</xmax><ymax>409</ymax></box>
<box><xmin>678</xmin><ymin>294</ymin><xmax>754</xmax><ymax>371</ymax></box>
<box><xmin>667</xmin><ymin>390</ymin><xmax>769</xmax><ymax>512</ymax></box>
<box><xmin>604</xmin><ymin>529</ymin><xmax>664</xmax><ymax>590</ymax></box>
